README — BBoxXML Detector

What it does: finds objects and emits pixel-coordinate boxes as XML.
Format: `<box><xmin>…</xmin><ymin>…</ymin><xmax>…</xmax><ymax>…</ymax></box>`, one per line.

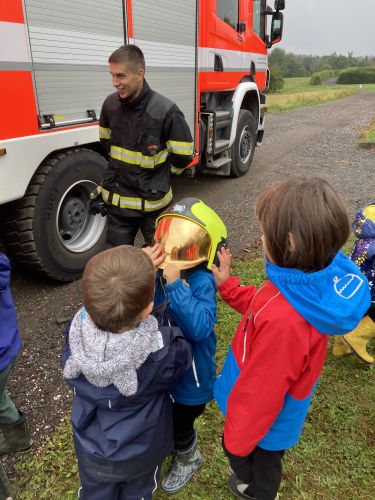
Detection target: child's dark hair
<box><xmin>256</xmin><ymin>177</ymin><xmax>350</xmax><ymax>271</ymax></box>
<box><xmin>108</xmin><ymin>44</ymin><xmax>145</xmax><ymax>73</ymax></box>
<box><xmin>82</xmin><ymin>246</ymin><xmax>154</xmax><ymax>332</ymax></box>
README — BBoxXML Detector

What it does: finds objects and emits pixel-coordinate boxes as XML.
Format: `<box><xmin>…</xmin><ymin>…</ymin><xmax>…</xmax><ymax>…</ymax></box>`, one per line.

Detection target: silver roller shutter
<box><xmin>132</xmin><ymin>0</ymin><xmax>197</xmax><ymax>139</ymax></box>
<box><xmin>23</xmin><ymin>0</ymin><xmax>125</xmax><ymax>127</ymax></box>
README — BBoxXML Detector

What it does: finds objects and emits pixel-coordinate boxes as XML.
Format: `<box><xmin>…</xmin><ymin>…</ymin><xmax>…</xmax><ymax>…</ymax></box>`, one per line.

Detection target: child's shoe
<box><xmin>332</xmin><ymin>336</ymin><xmax>352</xmax><ymax>357</ymax></box>
<box><xmin>0</xmin><ymin>463</ymin><xmax>14</xmax><ymax>500</ymax></box>
<box><xmin>228</xmin><ymin>473</ymin><xmax>279</xmax><ymax>500</ymax></box>
<box><xmin>341</xmin><ymin>315</ymin><xmax>375</xmax><ymax>364</ymax></box>
<box><xmin>0</xmin><ymin>411</ymin><xmax>32</xmax><ymax>456</ymax></box>
<box><xmin>161</xmin><ymin>433</ymin><xmax>202</xmax><ymax>493</ymax></box>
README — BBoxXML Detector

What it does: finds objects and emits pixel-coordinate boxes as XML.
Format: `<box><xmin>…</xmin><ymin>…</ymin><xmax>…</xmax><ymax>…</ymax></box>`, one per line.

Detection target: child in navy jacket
<box><xmin>145</xmin><ymin>197</ymin><xmax>227</xmax><ymax>493</ymax></box>
<box><xmin>212</xmin><ymin>178</ymin><xmax>370</xmax><ymax>500</ymax></box>
<box><xmin>62</xmin><ymin>245</ymin><xmax>192</xmax><ymax>500</ymax></box>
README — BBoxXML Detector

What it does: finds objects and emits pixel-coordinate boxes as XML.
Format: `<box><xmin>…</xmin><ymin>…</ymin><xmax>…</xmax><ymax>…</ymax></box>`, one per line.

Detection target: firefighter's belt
<box><xmin>101</xmin><ymin>187</ymin><xmax>173</xmax><ymax>212</ymax></box>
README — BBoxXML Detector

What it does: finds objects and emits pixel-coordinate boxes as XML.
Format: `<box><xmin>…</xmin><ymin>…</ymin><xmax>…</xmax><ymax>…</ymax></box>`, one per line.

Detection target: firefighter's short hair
<box><xmin>108</xmin><ymin>44</ymin><xmax>145</xmax><ymax>73</ymax></box>
<box><xmin>82</xmin><ymin>245</ymin><xmax>154</xmax><ymax>333</ymax></box>
<box><xmin>256</xmin><ymin>176</ymin><xmax>350</xmax><ymax>272</ymax></box>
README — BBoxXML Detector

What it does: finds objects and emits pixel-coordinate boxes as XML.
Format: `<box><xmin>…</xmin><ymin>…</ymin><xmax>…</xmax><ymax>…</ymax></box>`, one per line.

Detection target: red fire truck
<box><xmin>0</xmin><ymin>0</ymin><xmax>285</xmax><ymax>281</ymax></box>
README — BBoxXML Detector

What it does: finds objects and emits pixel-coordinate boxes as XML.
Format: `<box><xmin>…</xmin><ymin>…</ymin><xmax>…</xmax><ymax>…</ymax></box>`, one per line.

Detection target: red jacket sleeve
<box><xmin>218</xmin><ymin>276</ymin><xmax>258</xmax><ymax>315</ymax></box>
<box><xmin>224</xmin><ymin>311</ymin><xmax>308</xmax><ymax>456</ymax></box>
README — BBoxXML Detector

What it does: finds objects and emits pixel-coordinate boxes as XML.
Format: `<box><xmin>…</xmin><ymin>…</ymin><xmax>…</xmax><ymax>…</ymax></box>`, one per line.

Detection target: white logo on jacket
<box><xmin>333</xmin><ymin>274</ymin><xmax>364</xmax><ymax>299</ymax></box>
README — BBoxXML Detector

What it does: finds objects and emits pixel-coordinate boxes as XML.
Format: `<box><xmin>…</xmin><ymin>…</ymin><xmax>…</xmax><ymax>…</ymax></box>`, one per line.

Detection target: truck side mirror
<box><xmin>274</xmin><ymin>0</ymin><xmax>285</xmax><ymax>11</ymax></box>
<box><xmin>267</xmin><ymin>11</ymin><xmax>283</xmax><ymax>47</ymax></box>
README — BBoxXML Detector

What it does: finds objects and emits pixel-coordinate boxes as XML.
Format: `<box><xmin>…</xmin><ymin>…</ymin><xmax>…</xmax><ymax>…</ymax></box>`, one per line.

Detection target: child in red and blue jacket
<box><xmin>212</xmin><ymin>178</ymin><xmax>370</xmax><ymax>500</ymax></box>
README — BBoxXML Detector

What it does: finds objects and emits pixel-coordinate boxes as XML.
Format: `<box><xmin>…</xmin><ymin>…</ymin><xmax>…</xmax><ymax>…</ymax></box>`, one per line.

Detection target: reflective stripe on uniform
<box><xmin>144</xmin><ymin>189</ymin><xmax>173</xmax><ymax>211</ymax></box>
<box><xmin>99</xmin><ymin>127</ymin><xmax>111</xmax><ymax>139</ymax></box>
<box><xmin>166</xmin><ymin>140</ymin><xmax>194</xmax><ymax>155</ymax></box>
<box><xmin>110</xmin><ymin>145</ymin><xmax>169</xmax><ymax>169</ymax></box>
<box><xmin>101</xmin><ymin>187</ymin><xmax>172</xmax><ymax>212</ymax></box>
<box><xmin>171</xmin><ymin>165</ymin><xmax>184</xmax><ymax>175</ymax></box>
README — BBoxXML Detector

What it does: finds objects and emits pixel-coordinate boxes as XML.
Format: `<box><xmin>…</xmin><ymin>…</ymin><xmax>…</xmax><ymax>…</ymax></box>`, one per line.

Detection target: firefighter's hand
<box><xmin>142</xmin><ymin>243</ymin><xmax>166</xmax><ymax>269</ymax></box>
<box><xmin>212</xmin><ymin>247</ymin><xmax>232</xmax><ymax>286</ymax></box>
<box><xmin>163</xmin><ymin>263</ymin><xmax>181</xmax><ymax>284</ymax></box>
<box><xmin>88</xmin><ymin>187</ymin><xmax>107</xmax><ymax>217</ymax></box>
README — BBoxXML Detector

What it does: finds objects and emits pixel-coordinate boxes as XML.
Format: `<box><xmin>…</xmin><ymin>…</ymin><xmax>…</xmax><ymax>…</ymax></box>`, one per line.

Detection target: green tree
<box><xmin>268</xmin><ymin>64</ymin><xmax>284</xmax><ymax>92</ymax></box>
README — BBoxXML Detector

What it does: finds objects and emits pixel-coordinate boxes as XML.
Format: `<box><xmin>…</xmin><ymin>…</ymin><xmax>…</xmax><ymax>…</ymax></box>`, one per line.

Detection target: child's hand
<box><xmin>212</xmin><ymin>247</ymin><xmax>232</xmax><ymax>286</ymax></box>
<box><xmin>163</xmin><ymin>263</ymin><xmax>181</xmax><ymax>284</ymax></box>
<box><xmin>142</xmin><ymin>243</ymin><xmax>166</xmax><ymax>268</ymax></box>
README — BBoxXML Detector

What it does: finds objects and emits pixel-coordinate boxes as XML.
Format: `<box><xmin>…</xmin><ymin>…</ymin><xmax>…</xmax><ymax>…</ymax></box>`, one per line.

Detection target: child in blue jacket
<box><xmin>0</xmin><ymin>253</ymin><xmax>31</xmax><ymax>458</ymax></box>
<box><xmin>146</xmin><ymin>197</ymin><xmax>227</xmax><ymax>493</ymax></box>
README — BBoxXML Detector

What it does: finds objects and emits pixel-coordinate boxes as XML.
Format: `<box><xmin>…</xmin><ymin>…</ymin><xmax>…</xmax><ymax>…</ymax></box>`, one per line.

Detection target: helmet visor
<box><xmin>154</xmin><ymin>216</ymin><xmax>211</xmax><ymax>270</ymax></box>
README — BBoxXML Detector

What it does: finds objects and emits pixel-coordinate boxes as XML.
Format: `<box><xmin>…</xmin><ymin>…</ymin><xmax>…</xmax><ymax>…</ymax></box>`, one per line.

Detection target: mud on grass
<box><xmin>11</xmin><ymin>256</ymin><xmax>375</xmax><ymax>500</ymax></box>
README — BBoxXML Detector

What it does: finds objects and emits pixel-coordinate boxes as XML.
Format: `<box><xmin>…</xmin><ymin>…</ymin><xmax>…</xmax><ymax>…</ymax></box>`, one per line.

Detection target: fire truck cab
<box><xmin>0</xmin><ymin>0</ymin><xmax>285</xmax><ymax>281</ymax></box>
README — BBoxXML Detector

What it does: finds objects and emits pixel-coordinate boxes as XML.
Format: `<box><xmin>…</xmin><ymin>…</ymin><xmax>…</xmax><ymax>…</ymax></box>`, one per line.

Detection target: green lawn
<box><xmin>13</xmin><ymin>253</ymin><xmax>375</xmax><ymax>500</ymax></box>
<box><xmin>267</xmin><ymin>77</ymin><xmax>375</xmax><ymax>113</ymax></box>
<box><xmin>359</xmin><ymin>118</ymin><xmax>375</xmax><ymax>146</ymax></box>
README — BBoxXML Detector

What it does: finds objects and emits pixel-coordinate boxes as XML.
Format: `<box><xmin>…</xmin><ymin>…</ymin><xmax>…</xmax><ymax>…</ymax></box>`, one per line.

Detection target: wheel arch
<box><xmin>228</xmin><ymin>83</ymin><xmax>260</xmax><ymax>149</ymax></box>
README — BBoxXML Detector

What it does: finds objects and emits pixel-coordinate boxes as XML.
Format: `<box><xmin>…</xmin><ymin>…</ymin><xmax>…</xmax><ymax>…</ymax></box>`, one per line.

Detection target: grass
<box><xmin>14</xmin><ymin>250</ymin><xmax>375</xmax><ymax>499</ymax></box>
<box><xmin>266</xmin><ymin>77</ymin><xmax>375</xmax><ymax>113</ymax></box>
<box><xmin>359</xmin><ymin>118</ymin><xmax>375</xmax><ymax>147</ymax></box>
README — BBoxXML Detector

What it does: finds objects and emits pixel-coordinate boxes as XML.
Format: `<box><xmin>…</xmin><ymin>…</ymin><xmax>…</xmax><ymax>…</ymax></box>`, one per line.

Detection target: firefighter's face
<box><xmin>109</xmin><ymin>62</ymin><xmax>144</xmax><ymax>101</ymax></box>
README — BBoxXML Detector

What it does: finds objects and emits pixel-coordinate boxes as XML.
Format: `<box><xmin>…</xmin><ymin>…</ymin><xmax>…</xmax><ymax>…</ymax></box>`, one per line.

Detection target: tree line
<box><xmin>269</xmin><ymin>48</ymin><xmax>375</xmax><ymax>78</ymax></box>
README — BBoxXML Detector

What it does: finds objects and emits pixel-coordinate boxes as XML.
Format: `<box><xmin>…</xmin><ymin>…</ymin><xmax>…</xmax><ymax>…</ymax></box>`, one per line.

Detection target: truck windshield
<box><xmin>217</xmin><ymin>0</ymin><xmax>239</xmax><ymax>31</ymax></box>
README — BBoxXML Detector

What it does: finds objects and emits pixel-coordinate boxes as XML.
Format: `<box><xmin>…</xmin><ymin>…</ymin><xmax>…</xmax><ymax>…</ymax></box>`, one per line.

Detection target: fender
<box><xmin>228</xmin><ymin>82</ymin><xmax>260</xmax><ymax>148</ymax></box>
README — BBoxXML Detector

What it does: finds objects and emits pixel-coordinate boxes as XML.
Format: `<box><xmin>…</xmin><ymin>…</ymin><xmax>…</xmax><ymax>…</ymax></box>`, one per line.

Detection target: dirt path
<box><xmin>4</xmin><ymin>91</ymin><xmax>375</xmax><ymax>475</ymax></box>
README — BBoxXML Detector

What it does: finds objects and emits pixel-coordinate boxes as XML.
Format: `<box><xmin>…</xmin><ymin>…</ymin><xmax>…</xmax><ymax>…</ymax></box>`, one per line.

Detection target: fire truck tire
<box><xmin>0</xmin><ymin>148</ymin><xmax>108</xmax><ymax>282</ymax></box>
<box><xmin>230</xmin><ymin>109</ymin><xmax>257</xmax><ymax>177</ymax></box>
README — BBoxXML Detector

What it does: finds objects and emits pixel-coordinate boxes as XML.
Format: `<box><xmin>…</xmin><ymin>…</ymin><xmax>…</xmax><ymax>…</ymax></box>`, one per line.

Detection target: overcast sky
<box><xmin>275</xmin><ymin>0</ymin><xmax>375</xmax><ymax>57</ymax></box>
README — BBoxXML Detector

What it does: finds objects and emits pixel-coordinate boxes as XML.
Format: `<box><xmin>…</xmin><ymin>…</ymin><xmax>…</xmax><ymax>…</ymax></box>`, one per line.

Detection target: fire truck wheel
<box><xmin>230</xmin><ymin>109</ymin><xmax>257</xmax><ymax>177</ymax></box>
<box><xmin>0</xmin><ymin>148</ymin><xmax>108</xmax><ymax>282</ymax></box>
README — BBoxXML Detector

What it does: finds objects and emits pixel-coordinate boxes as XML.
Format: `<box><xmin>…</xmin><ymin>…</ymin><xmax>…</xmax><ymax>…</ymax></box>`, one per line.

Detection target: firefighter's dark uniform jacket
<box><xmin>99</xmin><ymin>80</ymin><xmax>194</xmax><ymax>217</ymax></box>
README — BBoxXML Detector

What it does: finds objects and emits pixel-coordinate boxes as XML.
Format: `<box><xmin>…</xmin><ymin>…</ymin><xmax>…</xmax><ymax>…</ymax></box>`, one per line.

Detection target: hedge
<box><xmin>337</xmin><ymin>67</ymin><xmax>375</xmax><ymax>84</ymax></box>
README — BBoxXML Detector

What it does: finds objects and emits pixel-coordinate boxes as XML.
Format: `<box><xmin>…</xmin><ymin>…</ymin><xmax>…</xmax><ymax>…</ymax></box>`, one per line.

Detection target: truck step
<box><xmin>214</xmin><ymin>139</ymin><xmax>230</xmax><ymax>152</ymax></box>
<box><xmin>215</xmin><ymin>110</ymin><xmax>232</xmax><ymax>130</ymax></box>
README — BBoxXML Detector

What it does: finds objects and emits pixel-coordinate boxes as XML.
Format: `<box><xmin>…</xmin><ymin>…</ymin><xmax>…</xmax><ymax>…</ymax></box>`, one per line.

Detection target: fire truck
<box><xmin>0</xmin><ymin>0</ymin><xmax>285</xmax><ymax>281</ymax></box>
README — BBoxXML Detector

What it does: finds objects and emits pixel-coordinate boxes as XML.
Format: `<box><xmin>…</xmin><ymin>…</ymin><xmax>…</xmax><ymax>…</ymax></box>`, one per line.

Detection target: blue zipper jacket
<box><xmin>154</xmin><ymin>266</ymin><xmax>217</xmax><ymax>405</ymax></box>
<box><xmin>0</xmin><ymin>254</ymin><xmax>22</xmax><ymax>372</ymax></box>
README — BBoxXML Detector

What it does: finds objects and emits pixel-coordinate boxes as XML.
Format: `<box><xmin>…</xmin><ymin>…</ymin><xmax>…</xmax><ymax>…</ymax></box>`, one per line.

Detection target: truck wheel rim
<box><xmin>56</xmin><ymin>180</ymin><xmax>106</xmax><ymax>253</ymax></box>
<box><xmin>239</xmin><ymin>126</ymin><xmax>253</xmax><ymax>164</ymax></box>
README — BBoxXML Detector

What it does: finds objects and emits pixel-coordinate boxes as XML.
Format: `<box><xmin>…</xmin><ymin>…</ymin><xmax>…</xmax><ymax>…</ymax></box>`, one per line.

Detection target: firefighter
<box><xmin>92</xmin><ymin>44</ymin><xmax>194</xmax><ymax>246</ymax></box>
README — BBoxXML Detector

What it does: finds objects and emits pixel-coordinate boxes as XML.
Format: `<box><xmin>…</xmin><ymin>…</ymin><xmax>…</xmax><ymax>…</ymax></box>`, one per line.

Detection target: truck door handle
<box><xmin>214</xmin><ymin>54</ymin><xmax>224</xmax><ymax>72</ymax></box>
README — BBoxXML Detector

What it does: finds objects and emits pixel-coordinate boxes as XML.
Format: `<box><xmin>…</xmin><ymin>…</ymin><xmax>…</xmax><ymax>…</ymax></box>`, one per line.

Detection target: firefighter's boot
<box><xmin>332</xmin><ymin>336</ymin><xmax>352</xmax><ymax>358</ymax></box>
<box><xmin>0</xmin><ymin>463</ymin><xmax>14</xmax><ymax>500</ymax></box>
<box><xmin>161</xmin><ymin>433</ymin><xmax>202</xmax><ymax>493</ymax></box>
<box><xmin>0</xmin><ymin>412</ymin><xmax>32</xmax><ymax>456</ymax></box>
<box><xmin>341</xmin><ymin>315</ymin><xmax>375</xmax><ymax>364</ymax></box>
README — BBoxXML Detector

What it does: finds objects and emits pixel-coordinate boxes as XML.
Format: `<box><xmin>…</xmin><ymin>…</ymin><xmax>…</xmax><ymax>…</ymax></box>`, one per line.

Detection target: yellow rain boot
<box><xmin>332</xmin><ymin>336</ymin><xmax>352</xmax><ymax>357</ymax></box>
<box><xmin>341</xmin><ymin>316</ymin><xmax>375</xmax><ymax>364</ymax></box>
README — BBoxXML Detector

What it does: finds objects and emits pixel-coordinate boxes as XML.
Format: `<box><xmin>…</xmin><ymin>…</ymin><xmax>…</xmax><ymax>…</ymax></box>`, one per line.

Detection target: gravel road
<box><xmin>4</xmin><ymin>91</ymin><xmax>375</xmax><ymax>476</ymax></box>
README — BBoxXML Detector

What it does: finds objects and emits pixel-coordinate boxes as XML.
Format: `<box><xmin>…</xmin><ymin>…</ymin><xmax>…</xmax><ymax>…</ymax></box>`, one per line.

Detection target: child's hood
<box><xmin>266</xmin><ymin>251</ymin><xmax>371</xmax><ymax>335</ymax></box>
<box><xmin>63</xmin><ymin>309</ymin><xmax>162</xmax><ymax>396</ymax></box>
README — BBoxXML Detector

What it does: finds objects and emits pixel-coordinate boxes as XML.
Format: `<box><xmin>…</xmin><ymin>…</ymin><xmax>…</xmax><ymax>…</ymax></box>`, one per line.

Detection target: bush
<box><xmin>310</xmin><ymin>70</ymin><xmax>337</xmax><ymax>86</ymax></box>
<box><xmin>268</xmin><ymin>65</ymin><xmax>284</xmax><ymax>93</ymax></box>
<box><xmin>337</xmin><ymin>66</ymin><xmax>375</xmax><ymax>84</ymax></box>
